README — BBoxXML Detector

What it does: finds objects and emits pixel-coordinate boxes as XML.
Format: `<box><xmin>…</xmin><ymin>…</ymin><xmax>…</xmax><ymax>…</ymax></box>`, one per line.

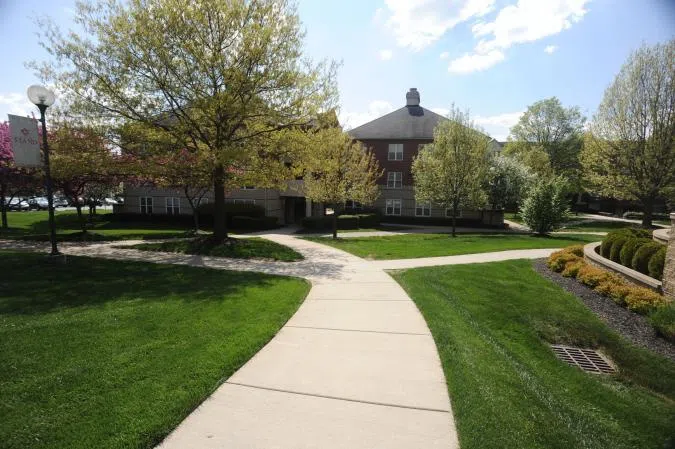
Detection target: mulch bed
<box><xmin>532</xmin><ymin>258</ymin><xmax>675</xmax><ymax>362</ymax></box>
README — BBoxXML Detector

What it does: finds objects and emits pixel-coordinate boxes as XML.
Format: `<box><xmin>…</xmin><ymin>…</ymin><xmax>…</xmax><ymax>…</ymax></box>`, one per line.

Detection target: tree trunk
<box><xmin>0</xmin><ymin>183</ymin><xmax>7</xmax><ymax>229</ymax></box>
<box><xmin>641</xmin><ymin>196</ymin><xmax>654</xmax><ymax>228</ymax></box>
<box><xmin>75</xmin><ymin>204</ymin><xmax>87</xmax><ymax>233</ymax></box>
<box><xmin>213</xmin><ymin>164</ymin><xmax>227</xmax><ymax>241</ymax></box>
<box><xmin>332</xmin><ymin>206</ymin><xmax>338</xmax><ymax>240</ymax></box>
<box><xmin>451</xmin><ymin>204</ymin><xmax>457</xmax><ymax>237</ymax></box>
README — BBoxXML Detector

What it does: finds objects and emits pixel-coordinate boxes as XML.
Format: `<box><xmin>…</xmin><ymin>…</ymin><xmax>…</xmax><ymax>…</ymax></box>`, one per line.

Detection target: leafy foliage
<box><xmin>519</xmin><ymin>176</ymin><xmax>569</xmax><ymax>234</ymax></box>
<box><xmin>483</xmin><ymin>154</ymin><xmax>532</xmax><ymax>211</ymax></box>
<box><xmin>412</xmin><ymin>105</ymin><xmax>490</xmax><ymax>236</ymax></box>
<box><xmin>582</xmin><ymin>40</ymin><xmax>675</xmax><ymax>227</ymax></box>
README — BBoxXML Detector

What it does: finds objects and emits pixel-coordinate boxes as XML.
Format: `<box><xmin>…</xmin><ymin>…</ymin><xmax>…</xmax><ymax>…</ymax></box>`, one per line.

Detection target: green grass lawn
<box><xmin>560</xmin><ymin>220</ymin><xmax>657</xmax><ymax>233</ymax></box>
<box><xmin>127</xmin><ymin>236</ymin><xmax>304</xmax><ymax>261</ymax></box>
<box><xmin>305</xmin><ymin>233</ymin><xmax>601</xmax><ymax>260</ymax></box>
<box><xmin>0</xmin><ymin>251</ymin><xmax>309</xmax><ymax>449</ymax></box>
<box><xmin>392</xmin><ymin>260</ymin><xmax>675</xmax><ymax>449</ymax></box>
<box><xmin>0</xmin><ymin>210</ymin><xmax>189</xmax><ymax>241</ymax></box>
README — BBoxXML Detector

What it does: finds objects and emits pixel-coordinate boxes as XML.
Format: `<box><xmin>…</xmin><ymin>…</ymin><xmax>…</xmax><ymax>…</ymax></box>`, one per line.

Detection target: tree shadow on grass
<box><xmin>0</xmin><ymin>251</ymin><xmax>283</xmax><ymax>315</ymax></box>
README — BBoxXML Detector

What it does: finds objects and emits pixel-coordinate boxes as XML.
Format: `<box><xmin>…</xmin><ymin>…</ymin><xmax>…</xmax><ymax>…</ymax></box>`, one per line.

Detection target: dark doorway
<box><xmin>284</xmin><ymin>197</ymin><xmax>307</xmax><ymax>224</ymax></box>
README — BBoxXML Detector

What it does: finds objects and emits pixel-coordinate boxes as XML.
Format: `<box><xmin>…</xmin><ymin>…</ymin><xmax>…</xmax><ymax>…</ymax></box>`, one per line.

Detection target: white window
<box><xmin>345</xmin><ymin>200</ymin><xmax>363</xmax><ymax>210</ymax></box>
<box><xmin>140</xmin><ymin>197</ymin><xmax>153</xmax><ymax>214</ymax></box>
<box><xmin>385</xmin><ymin>199</ymin><xmax>402</xmax><ymax>216</ymax></box>
<box><xmin>387</xmin><ymin>171</ymin><xmax>402</xmax><ymax>189</ymax></box>
<box><xmin>415</xmin><ymin>202</ymin><xmax>431</xmax><ymax>217</ymax></box>
<box><xmin>166</xmin><ymin>197</ymin><xmax>180</xmax><ymax>215</ymax></box>
<box><xmin>445</xmin><ymin>208</ymin><xmax>463</xmax><ymax>218</ymax></box>
<box><xmin>388</xmin><ymin>143</ymin><xmax>403</xmax><ymax>161</ymax></box>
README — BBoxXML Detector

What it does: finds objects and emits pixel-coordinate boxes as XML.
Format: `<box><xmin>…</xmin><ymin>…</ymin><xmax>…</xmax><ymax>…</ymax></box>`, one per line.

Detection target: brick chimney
<box><xmin>406</xmin><ymin>88</ymin><xmax>420</xmax><ymax>106</ymax></box>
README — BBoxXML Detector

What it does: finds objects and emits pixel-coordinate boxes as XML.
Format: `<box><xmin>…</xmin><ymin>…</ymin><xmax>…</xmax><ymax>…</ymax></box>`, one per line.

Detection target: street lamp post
<box><xmin>27</xmin><ymin>85</ymin><xmax>59</xmax><ymax>256</ymax></box>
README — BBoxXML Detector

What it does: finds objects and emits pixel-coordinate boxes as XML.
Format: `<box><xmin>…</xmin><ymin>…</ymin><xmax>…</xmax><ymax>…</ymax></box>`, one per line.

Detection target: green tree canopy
<box><xmin>582</xmin><ymin>40</ymin><xmax>674</xmax><ymax>227</ymax></box>
<box><xmin>504</xmin><ymin>97</ymin><xmax>585</xmax><ymax>183</ymax></box>
<box><xmin>412</xmin><ymin>106</ymin><xmax>490</xmax><ymax>236</ymax></box>
<box><xmin>301</xmin><ymin>128</ymin><xmax>381</xmax><ymax>239</ymax></box>
<box><xmin>35</xmin><ymin>0</ymin><xmax>338</xmax><ymax>240</ymax></box>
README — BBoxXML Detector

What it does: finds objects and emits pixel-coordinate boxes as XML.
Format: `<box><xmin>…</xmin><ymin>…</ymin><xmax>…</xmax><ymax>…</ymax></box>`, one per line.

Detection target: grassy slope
<box><xmin>306</xmin><ymin>233</ymin><xmax>601</xmax><ymax>260</ymax></box>
<box><xmin>128</xmin><ymin>236</ymin><xmax>303</xmax><ymax>262</ymax></box>
<box><xmin>393</xmin><ymin>260</ymin><xmax>675</xmax><ymax>449</ymax></box>
<box><xmin>0</xmin><ymin>210</ymin><xmax>188</xmax><ymax>240</ymax></box>
<box><xmin>0</xmin><ymin>251</ymin><xmax>309</xmax><ymax>449</ymax></box>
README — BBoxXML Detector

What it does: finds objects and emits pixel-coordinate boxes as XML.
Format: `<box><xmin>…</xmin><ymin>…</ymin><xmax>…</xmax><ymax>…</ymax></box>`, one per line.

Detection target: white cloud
<box><xmin>474</xmin><ymin>110</ymin><xmax>524</xmax><ymax>140</ymax></box>
<box><xmin>0</xmin><ymin>92</ymin><xmax>35</xmax><ymax>121</ymax></box>
<box><xmin>382</xmin><ymin>0</ymin><xmax>495</xmax><ymax>51</ymax></box>
<box><xmin>379</xmin><ymin>49</ymin><xmax>394</xmax><ymax>61</ymax></box>
<box><xmin>448</xmin><ymin>0</ymin><xmax>589</xmax><ymax>74</ymax></box>
<box><xmin>544</xmin><ymin>45</ymin><xmax>558</xmax><ymax>54</ymax></box>
<box><xmin>439</xmin><ymin>51</ymin><xmax>450</xmax><ymax>59</ymax></box>
<box><xmin>339</xmin><ymin>100</ymin><xmax>396</xmax><ymax>130</ymax></box>
<box><xmin>448</xmin><ymin>50</ymin><xmax>505</xmax><ymax>73</ymax></box>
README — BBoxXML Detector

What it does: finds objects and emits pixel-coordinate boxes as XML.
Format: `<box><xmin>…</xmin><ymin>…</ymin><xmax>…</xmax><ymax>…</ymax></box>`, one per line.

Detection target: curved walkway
<box><xmin>0</xmin><ymin>236</ymin><xmax>564</xmax><ymax>449</ymax></box>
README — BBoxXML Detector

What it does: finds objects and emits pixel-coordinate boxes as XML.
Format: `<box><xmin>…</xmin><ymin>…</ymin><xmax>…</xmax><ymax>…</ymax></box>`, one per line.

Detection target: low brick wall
<box><xmin>662</xmin><ymin>213</ymin><xmax>675</xmax><ymax>300</ymax></box>
<box><xmin>583</xmin><ymin>242</ymin><xmax>662</xmax><ymax>292</ymax></box>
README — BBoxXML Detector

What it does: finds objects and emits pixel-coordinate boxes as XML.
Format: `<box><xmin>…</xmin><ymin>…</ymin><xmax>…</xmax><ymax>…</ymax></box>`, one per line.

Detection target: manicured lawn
<box><xmin>392</xmin><ymin>260</ymin><xmax>675</xmax><ymax>449</ymax></box>
<box><xmin>0</xmin><ymin>251</ymin><xmax>309</xmax><ymax>449</ymax></box>
<box><xmin>0</xmin><ymin>210</ymin><xmax>189</xmax><ymax>241</ymax></box>
<box><xmin>305</xmin><ymin>233</ymin><xmax>601</xmax><ymax>260</ymax></box>
<box><xmin>560</xmin><ymin>220</ymin><xmax>651</xmax><ymax>233</ymax></box>
<box><xmin>127</xmin><ymin>236</ymin><xmax>304</xmax><ymax>261</ymax></box>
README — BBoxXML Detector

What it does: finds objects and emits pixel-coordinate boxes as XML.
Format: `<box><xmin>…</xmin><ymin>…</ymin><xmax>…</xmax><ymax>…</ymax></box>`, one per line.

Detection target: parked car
<box><xmin>53</xmin><ymin>196</ymin><xmax>70</xmax><ymax>208</ymax></box>
<box><xmin>7</xmin><ymin>197</ymin><xmax>30</xmax><ymax>211</ymax></box>
<box><xmin>103</xmin><ymin>197</ymin><xmax>118</xmax><ymax>206</ymax></box>
<box><xmin>28</xmin><ymin>197</ymin><xmax>50</xmax><ymax>210</ymax></box>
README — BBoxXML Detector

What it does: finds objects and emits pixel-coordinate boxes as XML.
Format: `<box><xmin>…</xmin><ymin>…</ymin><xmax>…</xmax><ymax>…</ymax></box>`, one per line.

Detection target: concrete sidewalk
<box><xmin>152</xmin><ymin>235</ymin><xmax>459</xmax><ymax>449</ymax></box>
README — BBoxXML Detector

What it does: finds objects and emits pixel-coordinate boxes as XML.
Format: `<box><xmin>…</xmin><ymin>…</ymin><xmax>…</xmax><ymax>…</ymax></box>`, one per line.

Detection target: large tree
<box><xmin>412</xmin><ymin>107</ymin><xmax>490</xmax><ymax>237</ymax></box>
<box><xmin>503</xmin><ymin>97</ymin><xmax>585</xmax><ymax>183</ymax></box>
<box><xmin>36</xmin><ymin>0</ymin><xmax>337</xmax><ymax>241</ymax></box>
<box><xmin>582</xmin><ymin>40</ymin><xmax>675</xmax><ymax>227</ymax></box>
<box><xmin>483</xmin><ymin>154</ymin><xmax>532</xmax><ymax>224</ymax></box>
<box><xmin>302</xmin><ymin>128</ymin><xmax>381</xmax><ymax>239</ymax></box>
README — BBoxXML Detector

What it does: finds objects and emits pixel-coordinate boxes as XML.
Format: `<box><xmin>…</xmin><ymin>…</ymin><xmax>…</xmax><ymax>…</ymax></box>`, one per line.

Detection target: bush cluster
<box><xmin>622</xmin><ymin>211</ymin><xmax>670</xmax><ymax>221</ymax></box>
<box><xmin>547</xmin><ymin>246</ymin><xmax>671</xmax><ymax>320</ymax></box>
<box><xmin>301</xmin><ymin>213</ymin><xmax>380</xmax><ymax>230</ymax></box>
<box><xmin>519</xmin><ymin>176</ymin><xmax>569</xmax><ymax>234</ymax></box>
<box><xmin>599</xmin><ymin>229</ymin><xmax>666</xmax><ymax>280</ymax></box>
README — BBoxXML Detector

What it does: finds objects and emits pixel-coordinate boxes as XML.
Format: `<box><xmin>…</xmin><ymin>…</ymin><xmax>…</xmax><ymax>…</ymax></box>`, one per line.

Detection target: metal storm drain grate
<box><xmin>551</xmin><ymin>345</ymin><xmax>615</xmax><ymax>374</ymax></box>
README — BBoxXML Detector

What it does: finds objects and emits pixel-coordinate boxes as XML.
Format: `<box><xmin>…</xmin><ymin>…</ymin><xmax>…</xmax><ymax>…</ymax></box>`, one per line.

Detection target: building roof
<box><xmin>347</xmin><ymin>104</ymin><xmax>447</xmax><ymax>140</ymax></box>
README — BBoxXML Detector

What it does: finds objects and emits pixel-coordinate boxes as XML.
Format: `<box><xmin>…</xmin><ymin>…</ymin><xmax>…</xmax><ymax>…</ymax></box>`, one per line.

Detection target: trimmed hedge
<box><xmin>196</xmin><ymin>202</ymin><xmax>266</xmax><ymax>218</ymax></box>
<box><xmin>648</xmin><ymin>246</ymin><xmax>667</xmax><ymax>281</ymax></box>
<box><xmin>301</xmin><ymin>213</ymin><xmax>380</xmax><ymax>231</ymax></box>
<box><xmin>231</xmin><ymin>216</ymin><xmax>278</xmax><ymax>230</ymax></box>
<box><xmin>619</xmin><ymin>238</ymin><xmax>651</xmax><ymax>267</ymax></box>
<box><xmin>548</xmin><ymin>246</ymin><xmax>671</xmax><ymax>319</ymax></box>
<box><xmin>631</xmin><ymin>242</ymin><xmax>664</xmax><ymax>275</ymax></box>
<box><xmin>622</xmin><ymin>211</ymin><xmax>670</xmax><ymax>221</ymax></box>
<box><xmin>608</xmin><ymin>235</ymin><xmax>630</xmax><ymax>262</ymax></box>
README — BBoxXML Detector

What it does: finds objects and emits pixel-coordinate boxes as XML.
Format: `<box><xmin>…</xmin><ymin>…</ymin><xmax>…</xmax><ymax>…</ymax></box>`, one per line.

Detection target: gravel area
<box><xmin>532</xmin><ymin>258</ymin><xmax>675</xmax><ymax>362</ymax></box>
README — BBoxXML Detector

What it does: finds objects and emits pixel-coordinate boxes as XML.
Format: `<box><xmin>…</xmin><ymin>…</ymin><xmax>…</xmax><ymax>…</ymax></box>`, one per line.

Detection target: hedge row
<box><xmin>547</xmin><ymin>246</ymin><xmax>673</xmax><ymax>342</ymax></box>
<box><xmin>622</xmin><ymin>211</ymin><xmax>670</xmax><ymax>221</ymax></box>
<box><xmin>301</xmin><ymin>214</ymin><xmax>380</xmax><ymax>230</ymax></box>
<box><xmin>599</xmin><ymin>229</ymin><xmax>666</xmax><ymax>280</ymax></box>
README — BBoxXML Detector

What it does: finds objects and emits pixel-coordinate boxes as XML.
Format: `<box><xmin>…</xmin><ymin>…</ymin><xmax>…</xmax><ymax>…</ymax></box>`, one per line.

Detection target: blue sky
<box><xmin>1</xmin><ymin>0</ymin><xmax>673</xmax><ymax>139</ymax></box>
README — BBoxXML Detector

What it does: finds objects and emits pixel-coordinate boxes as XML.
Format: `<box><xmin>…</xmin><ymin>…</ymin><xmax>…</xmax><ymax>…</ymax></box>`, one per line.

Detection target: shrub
<box><xmin>576</xmin><ymin>264</ymin><xmax>613</xmax><ymax>288</ymax></box>
<box><xmin>624</xmin><ymin>287</ymin><xmax>669</xmax><ymax>314</ymax></box>
<box><xmin>619</xmin><ymin>238</ymin><xmax>651</xmax><ymax>267</ymax></box>
<box><xmin>600</xmin><ymin>228</ymin><xmax>651</xmax><ymax>258</ymax></box>
<box><xmin>566</xmin><ymin>245</ymin><xmax>584</xmax><ymax>257</ymax></box>
<box><xmin>595</xmin><ymin>281</ymin><xmax>630</xmax><ymax>305</ymax></box>
<box><xmin>562</xmin><ymin>261</ymin><xmax>584</xmax><ymax>278</ymax></box>
<box><xmin>356</xmin><ymin>213</ymin><xmax>380</xmax><ymax>228</ymax></box>
<box><xmin>337</xmin><ymin>215</ymin><xmax>359</xmax><ymax>229</ymax></box>
<box><xmin>609</xmin><ymin>235</ymin><xmax>630</xmax><ymax>262</ymax></box>
<box><xmin>519</xmin><ymin>176</ymin><xmax>569</xmax><ymax>234</ymax></box>
<box><xmin>648</xmin><ymin>246</ymin><xmax>667</xmax><ymax>281</ymax></box>
<box><xmin>631</xmin><ymin>242</ymin><xmax>664</xmax><ymax>275</ymax></box>
<box><xmin>622</xmin><ymin>211</ymin><xmax>670</xmax><ymax>221</ymax></box>
<box><xmin>548</xmin><ymin>251</ymin><xmax>581</xmax><ymax>272</ymax></box>
<box><xmin>650</xmin><ymin>305</ymin><xmax>675</xmax><ymax>343</ymax></box>
<box><xmin>231</xmin><ymin>216</ymin><xmax>278</xmax><ymax>230</ymax></box>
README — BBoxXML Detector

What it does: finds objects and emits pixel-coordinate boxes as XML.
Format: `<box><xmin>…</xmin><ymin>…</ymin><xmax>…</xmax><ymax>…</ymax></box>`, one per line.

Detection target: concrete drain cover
<box><xmin>551</xmin><ymin>345</ymin><xmax>615</xmax><ymax>374</ymax></box>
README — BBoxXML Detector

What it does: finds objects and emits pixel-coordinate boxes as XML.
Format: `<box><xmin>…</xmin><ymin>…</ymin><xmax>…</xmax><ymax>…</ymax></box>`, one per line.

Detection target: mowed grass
<box><xmin>0</xmin><ymin>210</ymin><xmax>189</xmax><ymax>241</ymax></box>
<box><xmin>305</xmin><ymin>233</ymin><xmax>601</xmax><ymax>260</ymax></box>
<box><xmin>392</xmin><ymin>260</ymin><xmax>675</xmax><ymax>449</ymax></box>
<box><xmin>0</xmin><ymin>251</ymin><xmax>309</xmax><ymax>449</ymax></box>
<box><xmin>128</xmin><ymin>236</ymin><xmax>304</xmax><ymax>262</ymax></box>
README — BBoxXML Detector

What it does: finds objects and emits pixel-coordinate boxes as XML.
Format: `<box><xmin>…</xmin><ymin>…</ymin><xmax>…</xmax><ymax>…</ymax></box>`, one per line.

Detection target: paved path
<box><xmin>0</xmin><ymin>236</ymin><xmax>572</xmax><ymax>448</ymax></box>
